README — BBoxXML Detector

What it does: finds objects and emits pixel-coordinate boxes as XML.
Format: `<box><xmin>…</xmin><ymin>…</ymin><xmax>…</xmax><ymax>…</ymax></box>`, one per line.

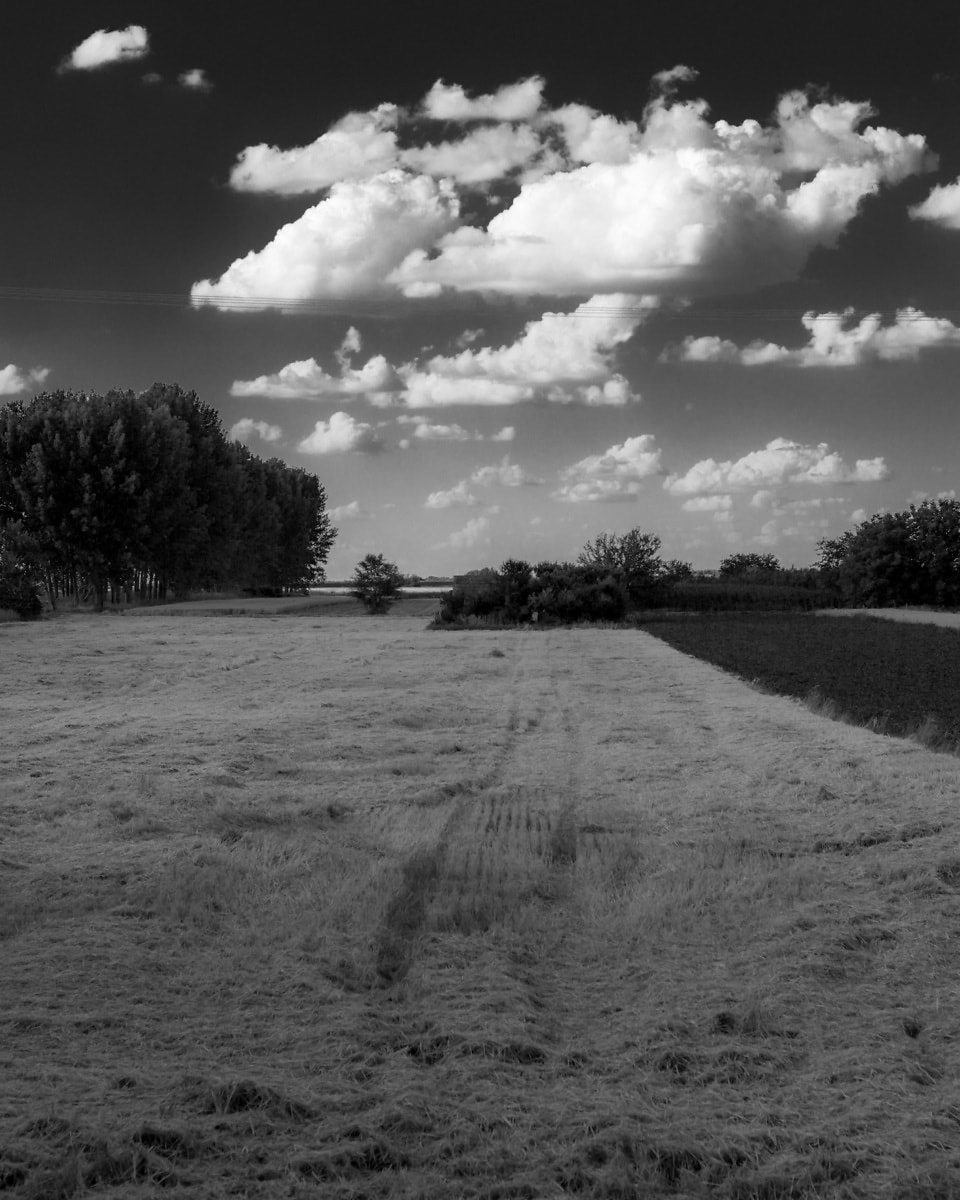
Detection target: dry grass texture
<box><xmin>2</xmin><ymin>602</ymin><xmax>960</xmax><ymax>1197</ymax></box>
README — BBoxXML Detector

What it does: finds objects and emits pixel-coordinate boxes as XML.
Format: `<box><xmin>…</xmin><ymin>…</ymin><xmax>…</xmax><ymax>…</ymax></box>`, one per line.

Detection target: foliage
<box><xmin>0</xmin><ymin>384</ymin><xmax>336</xmax><ymax>609</ymax></box>
<box><xmin>818</xmin><ymin>499</ymin><xmax>960</xmax><ymax>608</ymax></box>
<box><xmin>0</xmin><ymin>528</ymin><xmax>41</xmax><ymax>619</ymax></box>
<box><xmin>718</xmin><ymin>552</ymin><xmax>782</xmax><ymax>579</ymax></box>
<box><xmin>639</xmin><ymin>612</ymin><xmax>960</xmax><ymax>743</ymax></box>
<box><xmin>352</xmin><ymin>553</ymin><xmax>404</xmax><ymax>613</ymax></box>
<box><xmin>577</xmin><ymin>528</ymin><xmax>664</xmax><ymax>605</ymax></box>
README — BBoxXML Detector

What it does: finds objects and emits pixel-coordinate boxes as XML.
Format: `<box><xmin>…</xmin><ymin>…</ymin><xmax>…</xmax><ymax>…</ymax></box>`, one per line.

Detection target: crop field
<box><xmin>639</xmin><ymin>611</ymin><xmax>960</xmax><ymax>749</ymax></box>
<box><xmin>2</xmin><ymin>601</ymin><xmax>960</xmax><ymax>1198</ymax></box>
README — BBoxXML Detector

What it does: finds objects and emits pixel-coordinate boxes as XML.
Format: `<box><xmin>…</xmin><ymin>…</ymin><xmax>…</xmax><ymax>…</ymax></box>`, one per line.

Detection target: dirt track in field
<box><xmin>2</xmin><ymin>602</ymin><xmax>960</xmax><ymax>1197</ymax></box>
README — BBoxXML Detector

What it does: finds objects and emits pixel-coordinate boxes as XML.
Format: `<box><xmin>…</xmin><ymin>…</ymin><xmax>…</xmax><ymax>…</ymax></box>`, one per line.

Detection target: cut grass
<box><xmin>3</xmin><ymin>613</ymin><xmax>960</xmax><ymax>1196</ymax></box>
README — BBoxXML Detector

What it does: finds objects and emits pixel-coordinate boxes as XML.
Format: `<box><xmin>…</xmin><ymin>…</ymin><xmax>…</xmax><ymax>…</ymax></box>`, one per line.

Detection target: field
<box><xmin>638</xmin><ymin>611</ymin><xmax>960</xmax><ymax>748</ymax></box>
<box><xmin>2</xmin><ymin>600</ymin><xmax>960</xmax><ymax>1198</ymax></box>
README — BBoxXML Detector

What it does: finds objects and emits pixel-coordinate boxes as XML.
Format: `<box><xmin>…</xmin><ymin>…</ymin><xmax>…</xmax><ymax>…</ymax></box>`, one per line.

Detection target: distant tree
<box><xmin>352</xmin><ymin>553</ymin><xmax>404</xmax><ymax>613</ymax></box>
<box><xmin>499</xmin><ymin>558</ymin><xmax>533</xmax><ymax>620</ymax></box>
<box><xmin>577</xmin><ymin>527</ymin><xmax>664</xmax><ymax>605</ymax></box>
<box><xmin>718</xmin><ymin>553</ymin><xmax>782</xmax><ymax>579</ymax></box>
<box><xmin>661</xmin><ymin>558</ymin><xmax>694</xmax><ymax>585</ymax></box>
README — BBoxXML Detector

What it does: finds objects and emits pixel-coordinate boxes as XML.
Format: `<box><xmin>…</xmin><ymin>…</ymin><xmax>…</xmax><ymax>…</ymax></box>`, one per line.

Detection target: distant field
<box><xmin>639</xmin><ymin>611</ymin><xmax>960</xmax><ymax>747</ymax></box>
<box><xmin>2</xmin><ymin>604</ymin><xmax>960</xmax><ymax>1197</ymax></box>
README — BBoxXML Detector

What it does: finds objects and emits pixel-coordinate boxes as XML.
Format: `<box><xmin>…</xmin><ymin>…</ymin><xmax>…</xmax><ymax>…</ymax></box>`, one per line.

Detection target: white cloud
<box><xmin>651</xmin><ymin>65</ymin><xmax>699</xmax><ymax>95</ymax></box>
<box><xmin>178</xmin><ymin>68</ymin><xmax>212</xmax><ymax>92</ymax></box>
<box><xmin>329</xmin><ymin>501</ymin><xmax>371</xmax><ymax>520</ymax></box>
<box><xmin>662</xmin><ymin>308</ymin><xmax>960</xmax><ymax>366</ymax></box>
<box><xmin>554</xmin><ymin>434</ymin><xmax>663</xmax><ymax>502</ymax></box>
<box><xmin>681</xmin><ymin>494</ymin><xmax>733</xmax><ymax>513</ymax></box>
<box><xmin>200</xmin><ymin>73</ymin><xmax>935</xmax><ymax>309</ymax></box>
<box><xmin>399</xmin><ymin>294</ymin><xmax>650</xmax><ymax>408</ymax></box>
<box><xmin>439</xmin><ymin>516</ymin><xmax>493</xmax><ymax>551</ymax></box>
<box><xmin>403</xmin><ymin>123</ymin><xmax>546</xmax><ymax>187</ymax></box>
<box><xmin>231</xmin><ymin>351</ymin><xmax>399</xmax><ymax>400</ymax></box>
<box><xmin>392</xmin><ymin>87</ymin><xmax>934</xmax><ymax>298</ymax></box>
<box><xmin>229</xmin><ymin>418</ymin><xmax>282</xmax><ymax>444</ymax></box>
<box><xmin>910</xmin><ymin>179</ymin><xmax>960</xmax><ymax>229</ymax></box>
<box><xmin>398</xmin><ymin>416</ymin><xmax>472</xmax><ymax>441</ymax></box>
<box><xmin>192</xmin><ymin>169</ymin><xmax>459</xmax><ymax>307</ymax></box>
<box><xmin>424</xmin><ymin>481</ymin><xmax>481</xmax><ymax>509</ymax></box>
<box><xmin>665</xmin><ymin>438</ymin><xmax>889</xmax><ymax>496</ymax></box>
<box><xmin>471</xmin><ymin>456</ymin><xmax>544</xmax><ymax>487</ymax></box>
<box><xmin>850</xmin><ymin>508</ymin><xmax>868</xmax><ymax>523</ymax></box>
<box><xmin>491</xmin><ymin>426</ymin><xmax>515</xmax><ymax>442</ymax></box>
<box><xmin>544</xmin><ymin>104</ymin><xmax>639</xmax><ymax>165</ymax></box>
<box><xmin>421</xmin><ymin>77</ymin><xmax>546</xmax><ymax>122</ymax></box>
<box><xmin>60</xmin><ymin>25</ymin><xmax>149</xmax><ymax>72</ymax></box>
<box><xmin>0</xmin><ymin>365</ymin><xmax>49</xmax><ymax>395</ymax></box>
<box><xmin>229</xmin><ymin>106</ymin><xmax>401</xmax><ymax>195</ymax></box>
<box><xmin>297</xmin><ymin>411</ymin><xmax>384</xmax><ymax>454</ymax></box>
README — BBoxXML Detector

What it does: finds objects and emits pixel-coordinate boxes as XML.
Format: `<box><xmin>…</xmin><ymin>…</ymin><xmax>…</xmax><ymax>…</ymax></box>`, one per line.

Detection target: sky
<box><xmin>5</xmin><ymin>2</ymin><xmax>960</xmax><ymax>578</ymax></box>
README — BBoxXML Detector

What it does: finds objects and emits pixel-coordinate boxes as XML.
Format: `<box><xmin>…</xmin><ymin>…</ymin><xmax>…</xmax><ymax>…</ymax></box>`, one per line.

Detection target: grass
<box><xmin>2</xmin><ymin>606</ymin><xmax>960</xmax><ymax>1196</ymax></box>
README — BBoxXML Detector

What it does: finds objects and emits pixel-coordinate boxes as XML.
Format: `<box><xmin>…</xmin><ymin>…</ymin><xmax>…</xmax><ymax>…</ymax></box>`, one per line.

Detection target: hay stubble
<box><xmin>1</xmin><ymin>604</ymin><xmax>960</xmax><ymax>1196</ymax></box>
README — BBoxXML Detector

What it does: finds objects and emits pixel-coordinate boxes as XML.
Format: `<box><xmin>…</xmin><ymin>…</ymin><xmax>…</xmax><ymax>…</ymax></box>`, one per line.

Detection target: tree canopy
<box><xmin>0</xmin><ymin>384</ymin><xmax>336</xmax><ymax>609</ymax></box>
<box><xmin>818</xmin><ymin>499</ymin><xmax>960</xmax><ymax>608</ymax></box>
<box><xmin>352</xmin><ymin>553</ymin><xmax>404</xmax><ymax>613</ymax></box>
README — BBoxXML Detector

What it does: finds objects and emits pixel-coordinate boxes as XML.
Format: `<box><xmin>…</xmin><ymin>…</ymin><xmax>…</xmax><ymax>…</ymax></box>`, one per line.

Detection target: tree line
<box><xmin>0</xmin><ymin>383</ymin><xmax>336</xmax><ymax>612</ymax></box>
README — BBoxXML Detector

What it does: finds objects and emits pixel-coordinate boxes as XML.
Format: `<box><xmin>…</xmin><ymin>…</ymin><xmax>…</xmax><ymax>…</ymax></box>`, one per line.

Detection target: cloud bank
<box><xmin>194</xmin><ymin>73</ymin><xmax>935</xmax><ymax>307</ymax></box>
<box><xmin>664</xmin><ymin>438</ymin><xmax>889</xmax><ymax>496</ymax></box>
<box><xmin>231</xmin><ymin>296</ymin><xmax>647</xmax><ymax>408</ymax></box>
<box><xmin>662</xmin><ymin>308</ymin><xmax>960</xmax><ymax>366</ymax></box>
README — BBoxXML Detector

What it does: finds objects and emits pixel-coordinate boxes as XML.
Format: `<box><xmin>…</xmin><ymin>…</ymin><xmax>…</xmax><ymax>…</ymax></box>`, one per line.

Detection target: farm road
<box><xmin>3</xmin><ymin>613</ymin><xmax>960</xmax><ymax>1195</ymax></box>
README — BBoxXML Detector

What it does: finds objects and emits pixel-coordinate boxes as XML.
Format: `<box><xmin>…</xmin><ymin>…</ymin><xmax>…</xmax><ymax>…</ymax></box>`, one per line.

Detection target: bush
<box><xmin>351</xmin><ymin>553</ymin><xmax>404</xmax><ymax>613</ymax></box>
<box><xmin>0</xmin><ymin>561</ymin><xmax>41</xmax><ymax>620</ymax></box>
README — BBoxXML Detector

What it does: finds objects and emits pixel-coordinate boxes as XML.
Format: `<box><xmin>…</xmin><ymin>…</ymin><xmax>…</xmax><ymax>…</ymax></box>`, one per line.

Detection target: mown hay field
<box><xmin>2</xmin><ymin>599</ymin><xmax>960</xmax><ymax>1198</ymax></box>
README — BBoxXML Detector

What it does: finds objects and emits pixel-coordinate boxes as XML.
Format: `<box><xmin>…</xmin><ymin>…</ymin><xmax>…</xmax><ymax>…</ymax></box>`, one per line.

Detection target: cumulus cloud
<box><xmin>392</xmin><ymin>87</ymin><xmax>934</xmax><ymax>298</ymax></box>
<box><xmin>681</xmin><ymin>494</ymin><xmax>733</xmax><ymax>513</ymax></box>
<box><xmin>471</xmin><ymin>456</ymin><xmax>544</xmax><ymax>487</ymax></box>
<box><xmin>229</xmin><ymin>418</ymin><xmax>282</xmax><ymax>443</ymax></box>
<box><xmin>398</xmin><ymin>416</ymin><xmax>472</xmax><ymax>441</ymax></box>
<box><xmin>178</xmin><ymin>68</ymin><xmax>212</xmax><ymax>92</ymax></box>
<box><xmin>329</xmin><ymin>501</ymin><xmax>372</xmax><ymax>520</ymax></box>
<box><xmin>60</xmin><ymin>25</ymin><xmax>149</xmax><ymax>72</ymax></box>
<box><xmin>662</xmin><ymin>308</ymin><xmax>960</xmax><ymax>366</ymax></box>
<box><xmin>424</xmin><ymin>481</ymin><xmax>481</xmax><ymax>509</ymax></box>
<box><xmin>909</xmin><ymin>179</ymin><xmax>960</xmax><ymax>229</ymax></box>
<box><xmin>403</xmin><ymin>123</ymin><xmax>547</xmax><ymax>187</ymax></box>
<box><xmin>439</xmin><ymin>516</ymin><xmax>493</xmax><ymax>551</ymax></box>
<box><xmin>554</xmin><ymin>434</ymin><xmax>663</xmax><ymax>502</ymax></box>
<box><xmin>421</xmin><ymin>77</ymin><xmax>546</xmax><ymax>122</ymax></box>
<box><xmin>230</xmin><ymin>106</ymin><xmax>401</xmax><ymax>195</ymax></box>
<box><xmin>400</xmin><ymin>294</ymin><xmax>650</xmax><ymax>408</ymax></box>
<box><xmin>231</xmin><ymin>348</ymin><xmax>399</xmax><ymax>401</ymax></box>
<box><xmin>297</xmin><ymin>411</ymin><xmax>384</xmax><ymax>454</ymax></box>
<box><xmin>192</xmin><ymin>170</ymin><xmax>459</xmax><ymax>308</ymax></box>
<box><xmin>202</xmin><ymin>72</ymin><xmax>934</xmax><ymax>308</ymax></box>
<box><xmin>664</xmin><ymin>437</ymin><xmax>889</xmax><ymax>496</ymax></box>
<box><xmin>0</xmin><ymin>365</ymin><xmax>49</xmax><ymax>395</ymax></box>
<box><xmin>491</xmin><ymin>426</ymin><xmax>515</xmax><ymax>442</ymax></box>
